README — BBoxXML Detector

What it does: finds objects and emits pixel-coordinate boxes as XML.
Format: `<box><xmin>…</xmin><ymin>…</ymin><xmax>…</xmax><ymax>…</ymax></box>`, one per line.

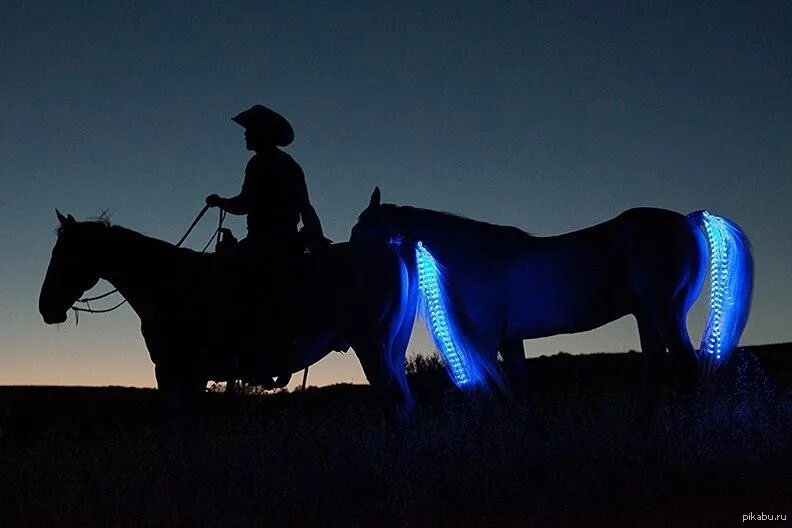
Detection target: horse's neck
<box><xmin>100</xmin><ymin>228</ymin><xmax>189</xmax><ymax>311</ymax></box>
<box><xmin>396</xmin><ymin>210</ymin><xmax>529</xmax><ymax>271</ymax></box>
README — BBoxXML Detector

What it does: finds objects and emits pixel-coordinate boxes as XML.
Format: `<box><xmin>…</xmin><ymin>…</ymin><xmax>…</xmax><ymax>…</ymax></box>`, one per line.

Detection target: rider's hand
<box><xmin>205</xmin><ymin>194</ymin><xmax>222</xmax><ymax>208</ymax></box>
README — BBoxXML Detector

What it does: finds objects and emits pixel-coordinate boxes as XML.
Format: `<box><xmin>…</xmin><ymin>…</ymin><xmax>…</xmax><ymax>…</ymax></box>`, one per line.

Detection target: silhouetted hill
<box><xmin>1</xmin><ymin>345</ymin><xmax>790</xmax><ymax>526</ymax></box>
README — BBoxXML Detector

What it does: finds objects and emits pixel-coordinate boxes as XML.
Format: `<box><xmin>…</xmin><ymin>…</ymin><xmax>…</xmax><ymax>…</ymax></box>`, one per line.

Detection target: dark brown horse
<box><xmin>39</xmin><ymin>210</ymin><xmax>413</xmax><ymax>412</ymax></box>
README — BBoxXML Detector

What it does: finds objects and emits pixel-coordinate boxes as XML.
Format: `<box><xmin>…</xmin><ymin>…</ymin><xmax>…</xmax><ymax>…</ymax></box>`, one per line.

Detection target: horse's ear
<box><xmin>369</xmin><ymin>186</ymin><xmax>381</xmax><ymax>208</ymax></box>
<box><xmin>56</xmin><ymin>209</ymin><xmax>75</xmax><ymax>226</ymax></box>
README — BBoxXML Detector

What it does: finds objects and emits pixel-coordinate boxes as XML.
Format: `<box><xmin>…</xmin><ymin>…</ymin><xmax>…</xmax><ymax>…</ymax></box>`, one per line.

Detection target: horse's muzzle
<box><xmin>41</xmin><ymin>310</ymin><xmax>67</xmax><ymax>325</ymax></box>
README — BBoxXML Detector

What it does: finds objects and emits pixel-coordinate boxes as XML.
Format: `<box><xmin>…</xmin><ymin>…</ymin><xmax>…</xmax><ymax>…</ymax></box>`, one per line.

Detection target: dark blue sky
<box><xmin>2</xmin><ymin>1</ymin><xmax>791</xmax><ymax>387</ymax></box>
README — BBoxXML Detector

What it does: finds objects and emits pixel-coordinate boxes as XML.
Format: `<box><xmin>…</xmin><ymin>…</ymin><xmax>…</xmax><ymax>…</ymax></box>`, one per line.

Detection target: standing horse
<box><xmin>351</xmin><ymin>188</ymin><xmax>753</xmax><ymax>391</ymax></box>
<box><xmin>39</xmin><ymin>210</ymin><xmax>412</xmax><ymax>412</ymax></box>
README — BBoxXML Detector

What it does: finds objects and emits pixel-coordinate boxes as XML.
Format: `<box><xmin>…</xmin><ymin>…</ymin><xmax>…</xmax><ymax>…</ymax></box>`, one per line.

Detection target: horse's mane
<box><xmin>61</xmin><ymin>217</ymin><xmax>207</xmax><ymax>262</ymax></box>
<box><xmin>55</xmin><ymin>212</ymin><xmax>112</xmax><ymax>235</ymax></box>
<box><xmin>111</xmin><ymin>224</ymin><xmax>198</xmax><ymax>255</ymax></box>
<box><xmin>383</xmin><ymin>204</ymin><xmax>534</xmax><ymax>249</ymax></box>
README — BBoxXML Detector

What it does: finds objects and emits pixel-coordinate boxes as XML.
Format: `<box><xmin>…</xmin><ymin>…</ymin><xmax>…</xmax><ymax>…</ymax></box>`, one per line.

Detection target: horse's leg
<box><xmin>500</xmin><ymin>339</ymin><xmax>529</xmax><ymax>397</ymax></box>
<box><xmin>637</xmin><ymin>313</ymin><xmax>666</xmax><ymax>380</ymax></box>
<box><xmin>636</xmin><ymin>311</ymin><xmax>666</xmax><ymax>420</ymax></box>
<box><xmin>144</xmin><ymin>326</ymin><xmax>197</xmax><ymax>424</ymax></box>
<box><xmin>659</xmin><ymin>307</ymin><xmax>699</xmax><ymax>387</ymax></box>
<box><xmin>153</xmin><ymin>363</ymin><xmax>181</xmax><ymax>461</ymax></box>
<box><xmin>354</xmin><ymin>338</ymin><xmax>412</xmax><ymax>424</ymax></box>
<box><xmin>500</xmin><ymin>337</ymin><xmax>546</xmax><ymax>436</ymax></box>
<box><xmin>638</xmin><ymin>223</ymin><xmax>705</xmax><ymax>387</ymax></box>
<box><xmin>154</xmin><ymin>360</ymin><xmax>205</xmax><ymax>461</ymax></box>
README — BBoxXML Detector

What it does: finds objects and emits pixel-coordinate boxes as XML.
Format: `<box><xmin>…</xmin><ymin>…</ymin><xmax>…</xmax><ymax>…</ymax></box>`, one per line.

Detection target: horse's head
<box><xmin>39</xmin><ymin>210</ymin><xmax>105</xmax><ymax>324</ymax></box>
<box><xmin>351</xmin><ymin>187</ymin><xmax>405</xmax><ymax>246</ymax></box>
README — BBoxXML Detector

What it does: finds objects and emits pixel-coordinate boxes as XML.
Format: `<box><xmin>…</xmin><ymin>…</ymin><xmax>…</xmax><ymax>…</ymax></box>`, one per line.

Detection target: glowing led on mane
<box><xmin>415</xmin><ymin>241</ymin><xmax>483</xmax><ymax>388</ymax></box>
<box><xmin>698</xmin><ymin>211</ymin><xmax>752</xmax><ymax>363</ymax></box>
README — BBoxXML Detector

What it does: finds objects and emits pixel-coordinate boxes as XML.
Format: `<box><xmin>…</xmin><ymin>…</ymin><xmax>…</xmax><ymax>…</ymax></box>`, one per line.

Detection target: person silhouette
<box><xmin>206</xmin><ymin>104</ymin><xmax>324</xmax><ymax>255</ymax></box>
<box><xmin>206</xmin><ymin>105</ymin><xmax>325</xmax><ymax>384</ymax></box>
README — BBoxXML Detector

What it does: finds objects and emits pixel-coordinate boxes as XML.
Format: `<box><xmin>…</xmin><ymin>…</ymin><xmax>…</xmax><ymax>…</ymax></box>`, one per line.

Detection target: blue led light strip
<box><xmin>702</xmin><ymin>211</ymin><xmax>728</xmax><ymax>360</ymax></box>
<box><xmin>415</xmin><ymin>241</ymin><xmax>479</xmax><ymax>387</ymax></box>
<box><xmin>697</xmin><ymin>211</ymin><xmax>752</xmax><ymax>364</ymax></box>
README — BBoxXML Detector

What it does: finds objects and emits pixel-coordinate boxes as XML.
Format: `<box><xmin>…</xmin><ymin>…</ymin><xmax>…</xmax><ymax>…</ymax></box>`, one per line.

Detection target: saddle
<box><xmin>214</xmin><ymin>228</ymin><xmax>330</xmax><ymax>293</ymax></box>
<box><xmin>210</xmin><ymin>228</ymin><xmax>334</xmax><ymax>385</ymax></box>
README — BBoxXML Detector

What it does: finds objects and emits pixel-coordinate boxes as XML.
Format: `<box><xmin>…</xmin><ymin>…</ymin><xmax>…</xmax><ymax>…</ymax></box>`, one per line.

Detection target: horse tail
<box><xmin>414</xmin><ymin>241</ymin><xmax>499</xmax><ymax>390</ymax></box>
<box><xmin>394</xmin><ymin>246</ymin><xmax>419</xmax><ymax>358</ymax></box>
<box><xmin>688</xmin><ymin>211</ymin><xmax>754</xmax><ymax>364</ymax></box>
<box><xmin>390</xmin><ymin>250</ymin><xmax>415</xmax><ymax>408</ymax></box>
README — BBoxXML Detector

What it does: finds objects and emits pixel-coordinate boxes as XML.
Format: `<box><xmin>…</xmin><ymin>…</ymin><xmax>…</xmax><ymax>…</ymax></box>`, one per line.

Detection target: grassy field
<box><xmin>1</xmin><ymin>344</ymin><xmax>791</xmax><ymax>527</ymax></box>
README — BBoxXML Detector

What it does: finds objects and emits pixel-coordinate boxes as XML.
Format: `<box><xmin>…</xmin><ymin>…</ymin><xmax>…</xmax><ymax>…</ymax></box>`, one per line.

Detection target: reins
<box><xmin>71</xmin><ymin>204</ymin><xmax>225</xmax><ymax>321</ymax></box>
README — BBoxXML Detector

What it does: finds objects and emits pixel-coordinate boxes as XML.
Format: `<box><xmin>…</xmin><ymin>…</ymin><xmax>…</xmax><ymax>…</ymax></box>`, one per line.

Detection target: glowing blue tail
<box><xmin>415</xmin><ymin>241</ymin><xmax>491</xmax><ymax>389</ymax></box>
<box><xmin>690</xmin><ymin>211</ymin><xmax>753</xmax><ymax>364</ymax></box>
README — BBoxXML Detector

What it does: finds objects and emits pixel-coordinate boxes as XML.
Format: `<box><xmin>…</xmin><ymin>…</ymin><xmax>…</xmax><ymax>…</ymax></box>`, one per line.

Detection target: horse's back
<box><xmin>302</xmin><ymin>241</ymin><xmax>406</xmax><ymax>329</ymax></box>
<box><xmin>541</xmin><ymin>207</ymin><xmax>698</xmax><ymax>253</ymax></box>
<box><xmin>616</xmin><ymin>207</ymin><xmax>693</xmax><ymax>236</ymax></box>
<box><xmin>503</xmin><ymin>207</ymin><xmax>704</xmax><ymax>337</ymax></box>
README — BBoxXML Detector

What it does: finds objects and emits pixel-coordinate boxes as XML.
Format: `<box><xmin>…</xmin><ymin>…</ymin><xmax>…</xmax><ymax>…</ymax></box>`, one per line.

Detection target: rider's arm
<box><xmin>214</xmin><ymin>159</ymin><xmax>257</xmax><ymax>215</ymax></box>
<box><xmin>295</xmin><ymin>165</ymin><xmax>324</xmax><ymax>240</ymax></box>
<box><xmin>216</xmin><ymin>193</ymin><xmax>249</xmax><ymax>215</ymax></box>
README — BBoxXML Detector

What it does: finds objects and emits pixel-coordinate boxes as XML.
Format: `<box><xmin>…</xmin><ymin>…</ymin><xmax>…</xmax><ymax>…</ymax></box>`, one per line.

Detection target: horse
<box><xmin>351</xmin><ymin>187</ymin><xmax>753</xmax><ymax>392</ymax></box>
<box><xmin>39</xmin><ymin>210</ymin><xmax>413</xmax><ymax>414</ymax></box>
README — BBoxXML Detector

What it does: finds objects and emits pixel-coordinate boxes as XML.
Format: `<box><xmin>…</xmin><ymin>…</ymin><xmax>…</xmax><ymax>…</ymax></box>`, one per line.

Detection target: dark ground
<box><xmin>1</xmin><ymin>344</ymin><xmax>791</xmax><ymax>527</ymax></box>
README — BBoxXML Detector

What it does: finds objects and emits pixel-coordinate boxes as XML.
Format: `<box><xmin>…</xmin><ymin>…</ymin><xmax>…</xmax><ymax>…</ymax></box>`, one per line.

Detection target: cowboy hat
<box><xmin>231</xmin><ymin>105</ymin><xmax>294</xmax><ymax>147</ymax></box>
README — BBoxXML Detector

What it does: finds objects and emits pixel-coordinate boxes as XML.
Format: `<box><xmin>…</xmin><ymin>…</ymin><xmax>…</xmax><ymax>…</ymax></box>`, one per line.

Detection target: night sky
<box><xmin>2</xmin><ymin>1</ymin><xmax>791</xmax><ymax>388</ymax></box>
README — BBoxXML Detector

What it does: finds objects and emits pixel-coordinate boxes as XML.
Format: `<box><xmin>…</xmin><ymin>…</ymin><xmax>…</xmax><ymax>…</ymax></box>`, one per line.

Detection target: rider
<box><xmin>206</xmin><ymin>104</ymin><xmax>325</xmax><ymax>257</ymax></box>
<box><xmin>205</xmin><ymin>104</ymin><xmax>326</xmax><ymax>382</ymax></box>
